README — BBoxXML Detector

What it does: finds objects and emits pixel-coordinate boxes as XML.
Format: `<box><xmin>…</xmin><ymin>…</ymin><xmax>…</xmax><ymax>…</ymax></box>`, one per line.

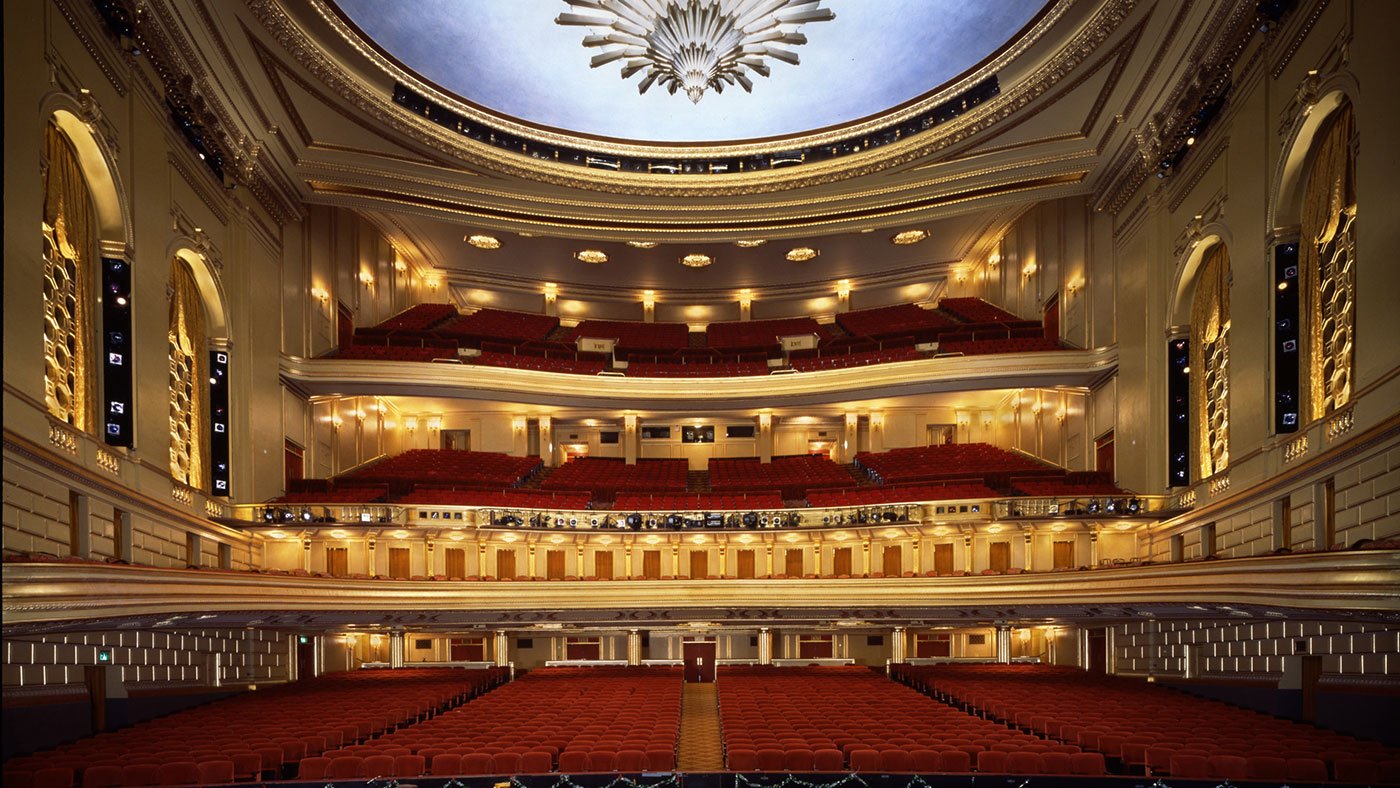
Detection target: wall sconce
<box><xmin>1056</xmin><ymin>408</ymin><xmax>1068</xmax><ymax>423</ymax></box>
<box><xmin>836</xmin><ymin>280</ymin><xmax>851</xmax><ymax>299</ymax></box>
<box><xmin>1031</xmin><ymin>403</ymin><xmax>1043</xmax><ymax>417</ymax></box>
<box><xmin>981</xmin><ymin>412</ymin><xmax>994</xmax><ymax>429</ymax></box>
<box><xmin>358</xmin><ymin>271</ymin><xmax>375</xmax><ymax>287</ymax></box>
<box><xmin>870</xmin><ymin>412</ymin><xmax>884</xmax><ymax>430</ymax></box>
<box><xmin>954</xmin><ymin>269</ymin><xmax>968</xmax><ymax>283</ymax></box>
<box><xmin>1067</xmin><ymin>276</ymin><xmax>1084</xmax><ymax>295</ymax></box>
<box><xmin>355</xmin><ymin>409</ymin><xmax>367</xmax><ymax>423</ymax></box>
<box><xmin>331</xmin><ymin>416</ymin><xmax>344</xmax><ymax>430</ymax></box>
<box><xmin>988</xmin><ymin>250</ymin><xmax>1001</xmax><ymax>267</ymax></box>
<box><xmin>512</xmin><ymin>417</ymin><xmax>527</xmax><ymax>433</ymax></box>
<box><xmin>404</xmin><ymin>416</ymin><xmax>418</xmax><ymax>433</ymax></box>
<box><xmin>394</xmin><ymin>259</ymin><xmax>408</xmax><ymax>273</ymax></box>
<box><xmin>738</xmin><ymin>288</ymin><xmax>753</xmax><ymax>308</ymax></box>
<box><xmin>310</xmin><ymin>286</ymin><xmax>329</xmax><ymax>304</ymax></box>
<box><xmin>425</xmin><ymin>278</ymin><xmax>441</xmax><ymax>292</ymax></box>
<box><xmin>757</xmin><ymin>412</ymin><xmax>772</xmax><ymax>430</ymax></box>
<box><xmin>426</xmin><ymin>416</ymin><xmax>442</xmax><ymax>431</ymax></box>
<box><xmin>642</xmin><ymin>290</ymin><xmax>656</xmax><ymax>309</ymax></box>
<box><xmin>956</xmin><ymin>412</ymin><xmax>971</xmax><ymax>427</ymax></box>
<box><xmin>1022</xmin><ymin>261</ymin><xmax>1037</xmax><ymax>278</ymax></box>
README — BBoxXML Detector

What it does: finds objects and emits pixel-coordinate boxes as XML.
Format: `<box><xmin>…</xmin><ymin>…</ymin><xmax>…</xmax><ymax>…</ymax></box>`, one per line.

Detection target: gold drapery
<box><xmin>168</xmin><ymin>257</ymin><xmax>209</xmax><ymax>490</ymax></box>
<box><xmin>1190</xmin><ymin>243</ymin><xmax>1231</xmax><ymax>480</ymax></box>
<box><xmin>42</xmin><ymin>123</ymin><xmax>95</xmax><ymax>430</ymax></box>
<box><xmin>1300</xmin><ymin>102</ymin><xmax>1356</xmax><ymax>421</ymax></box>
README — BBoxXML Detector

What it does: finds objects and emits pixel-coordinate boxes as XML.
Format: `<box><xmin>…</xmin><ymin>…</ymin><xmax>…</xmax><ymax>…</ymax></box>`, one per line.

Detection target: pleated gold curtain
<box><xmin>42</xmin><ymin>123</ymin><xmax>95</xmax><ymax>431</ymax></box>
<box><xmin>168</xmin><ymin>257</ymin><xmax>209</xmax><ymax>490</ymax></box>
<box><xmin>1300</xmin><ymin>103</ymin><xmax>1356</xmax><ymax>421</ymax></box>
<box><xmin>1190</xmin><ymin>244</ymin><xmax>1231</xmax><ymax>480</ymax></box>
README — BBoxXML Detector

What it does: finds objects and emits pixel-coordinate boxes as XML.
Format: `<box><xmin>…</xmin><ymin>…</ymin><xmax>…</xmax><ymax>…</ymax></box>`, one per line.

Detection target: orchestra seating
<box><xmin>362</xmin><ymin>667</ymin><xmax>680</xmax><ymax>775</ymax></box>
<box><xmin>709</xmin><ymin>456</ymin><xmax>855</xmax><ymax>500</ymax></box>
<box><xmin>706</xmin><ymin>317</ymin><xmax>828</xmax><ymax>350</ymax></box>
<box><xmin>626</xmin><ymin>360</ymin><xmax>769</xmax><ymax>377</ymax></box>
<box><xmin>437</xmin><ymin>308</ymin><xmax>559</xmax><ymax>345</ymax></box>
<box><xmin>1</xmin><ymin>668</ymin><xmax>503</xmax><ymax>787</ymax></box>
<box><xmin>893</xmin><ymin>664</ymin><xmax>1400</xmax><ymax>782</ymax></box>
<box><xmin>540</xmin><ymin>458</ymin><xmax>688</xmax><ymax>501</ymax></box>
<box><xmin>471</xmin><ymin>350</ymin><xmax>607</xmax><ymax>375</ymax></box>
<box><xmin>399</xmin><ymin>488</ymin><xmax>592</xmax><ymax>510</ymax></box>
<box><xmin>614</xmin><ymin>491</ymin><xmax>786</xmax><ymax>511</ymax></box>
<box><xmin>806</xmin><ymin>481</ymin><xmax>1000</xmax><ymax>507</ymax></box>
<box><xmin>719</xmin><ymin>666</ymin><xmax>1094</xmax><ymax>773</ymax></box>
<box><xmin>342</xmin><ymin>450</ymin><xmax>541</xmax><ymax>490</ymax></box>
<box><xmin>937</xmin><ymin>297</ymin><xmax>1023</xmax><ymax>324</ymax></box>
<box><xmin>854</xmin><ymin>444</ymin><xmax>1053</xmax><ymax>487</ymax></box>
<box><xmin>836</xmin><ymin>303</ymin><xmax>956</xmax><ymax>340</ymax></box>
<box><xmin>567</xmin><ymin>320</ymin><xmax>690</xmax><ymax>351</ymax></box>
<box><xmin>372</xmin><ymin>304</ymin><xmax>459</xmax><ymax>332</ymax></box>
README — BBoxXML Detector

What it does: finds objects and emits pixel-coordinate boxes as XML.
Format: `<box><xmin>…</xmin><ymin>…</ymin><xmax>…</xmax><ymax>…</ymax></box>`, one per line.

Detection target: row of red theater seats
<box><xmin>372</xmin><ymin>304</ymin><xmax>459</xmax><ymax>332</ymax></box>
<box><xmin>437</xmin><ymin>309</ymin><xmax>559</xmax><ymax>344</ymax></box>
<box><xmin>2</xmin><ymin>669</ymin><xmax>504</xmax><ymax>788</ymax></box>
<box><xmin>941</xmin><ymin>337</ymin><xmax>1062</xmax><ymax>355</ymax></box>
<box><xmin>938</xmin><ymin>297</ymin><xmax>1022</xmax><ymax>323</ymax></box>
<box><xmin>855</xmin><ymin>444</ymin><xmax>1048</xmax><ymax>484</ymax></box>
<box><xmin>626</xmin><ymin>362</ymin><xmax>770</xmax><ymax>377</ymax></box>
<box><xmin>472</xmin><ymin>350</ymin><xmax>607</xmax><ymax>375</ymax></box>
<box><xmin>334</xmin><ymin>345</ymin><xmax>456</xmax><ymax>362</ymax></box>
<box><xmin>400</xmin><ymin>489</ymin><xmax>592</xmax><ymax>509</ymax></box>
<box><xmin>807</xmin><ymin>483</ymin><xmax>1000</xmax><ymax>507</ymax></box>
<box><xmin>834</xmin><ymin>303</ymin><xmax>957</xmax><ymax>338</ymax></box>
<box><xmin>705</xmin><ymin>317</ymin><xmax>829</xmax><ymax>350</ymax></box>
<box><xmin>790</xmin><ymin>348</ymin><xmax>922</xmax><ymax>372</ymax></box>
<box><xmin>542</xmin><ymin>459</ymin><xmax>689</xmax><ymax>497</ymax></box>
<box><xmin>614</xmin><ymin>492</ymin><xmax>786</xmax><ymax>510</ymax></box>
<box><xmin>895</xmin><ymin>664</ymin><xmax>1398</xmax><ymax>783</ymax></box>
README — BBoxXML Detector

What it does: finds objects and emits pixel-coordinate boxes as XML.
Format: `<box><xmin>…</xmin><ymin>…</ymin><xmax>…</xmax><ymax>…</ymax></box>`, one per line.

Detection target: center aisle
<box><xmin>677</xmin><ymin>683</ymin><xmax>725</xmax><ymax>771</ymax></box>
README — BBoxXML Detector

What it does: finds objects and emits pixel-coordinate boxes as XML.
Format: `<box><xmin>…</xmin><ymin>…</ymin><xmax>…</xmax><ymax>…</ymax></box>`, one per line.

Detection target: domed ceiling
<box><xmin>330</xmin><ymin>0</ymin><xmax>1048</xmax><ymax>143</ymax></box>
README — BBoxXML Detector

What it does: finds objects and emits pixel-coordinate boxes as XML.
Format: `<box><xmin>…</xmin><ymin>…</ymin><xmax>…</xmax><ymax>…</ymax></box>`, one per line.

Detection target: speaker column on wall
<box><xmin>101</xmin><ymin>258</ymin><xmax>133</xmax><ymax>446</ymax></box>
<box><xmin>1274</xmin><ymin>242</ymin><xmax>1301</xmax><ymax>433</ymax></box>
<box><xmin>1167</xmin><ymin>338</ymin><xmax>1190</xmax><ymax>487</ymax></box>
<box><xmin>209</xmin><ymin>349</ymin><xmax>230</xmax><ymax>496</ymax></box>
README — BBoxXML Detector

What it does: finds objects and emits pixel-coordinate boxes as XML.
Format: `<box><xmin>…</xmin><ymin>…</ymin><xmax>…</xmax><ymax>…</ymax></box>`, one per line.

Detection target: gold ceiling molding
<box><xmin>306</xmin><ymin>171</ymin><xmax>1088</xmax><ymax>235</ymax></box>
<box><xmin>247</xmin><ymin>0</ymin><xmax>1136</xmax><ymax>197</ymax></box>
<box><xmin>5</xmin><ymin>551</ymin><xmax>1396</xmax><ymax>627</ymax></box>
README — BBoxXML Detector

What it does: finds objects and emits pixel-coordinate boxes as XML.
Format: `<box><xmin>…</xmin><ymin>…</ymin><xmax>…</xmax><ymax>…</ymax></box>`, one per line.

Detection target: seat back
<box><xmin>1207</xmin><ymin>755</ymin><xmax>1248</xmax><ymax>779</ymax></box>
<box><xmin>429</xmin><ymin>753</ymin><xmax>462</xmax><ymax>776</ymax></box>
<box><xmin>1068</xmin><ymin>752</ymin><xmax>1106</xmax><ymax>775</ymax></box>
<box><xmin>195</xmin><ymin>760</ymin><xmax>234</xmax><ymax>785</ymax></box>
<box><xmin>393</xmin><ymin>755</ymin><xmax>426</xmax><ymax>777</ymax></box>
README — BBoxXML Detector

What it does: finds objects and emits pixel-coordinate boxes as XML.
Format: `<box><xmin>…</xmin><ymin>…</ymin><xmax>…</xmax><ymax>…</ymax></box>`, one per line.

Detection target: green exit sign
<box><xmin>96</xmin><ymin>648</ymin><xmax>113</xmax><ymax>663</ymax></box>
<box><xmin>298</xmin><ymin>635</ymin><xmax>310</xmax><ymax>645</ymax></box>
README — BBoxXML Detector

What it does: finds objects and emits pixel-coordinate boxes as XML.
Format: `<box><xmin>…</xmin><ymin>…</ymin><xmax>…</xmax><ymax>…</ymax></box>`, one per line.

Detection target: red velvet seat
<box><xmin>645</xmin><ymin>749</ymin><xmax>675</xmax><ymax>771</ymax></box>
<box><xmin>782</xmin><ymin>749</ymin><xmax>815</xmax><ymax>771</ymax></box>
<box><xmin>1006</xmin><ymin>752</ymin><xmax>1042</xmax><ymax>774</ymax></box>
<box><xmin>848</xmin><ymin>750</ymin><xmax>881</xmax><ymax>772</ymax></box>
<box><xmin>1039</xmin><ymin>752</ymin><xmax>1073</xmax><ymax>775</ymax></box>
<box><xmin>908</xmin><ymin>750</ymin><xmax>940</xmax><ymax>772</ymax></box>
<box><xmin>154</xmin><ymin>762</ymin><xmax>199</xmax><ymax>786</ymax></box>
<box><xmin>938</xmin><ymin>750</ymin><xmax>973</xmax><ymax>773</ymax></box>
<box><xmin>812</xmin><ymin>749</ymin><xmax>845</xmax><ymax>772</ymax></box>
<box><xmin>459</xmin><ymin>753</ymin><xmax>494</xmax><ymax>775</ymax></box>
<box><xmin>493</xmin><ymin>752</ymin><xmax>521</xmax><ymax>774</ymax></box>
<box><xmin>586</xmin><ymin>752</ymin><xmax>616</xmax><ymax>773</ymax></box>
<box><xmin>361</xmin><ymin>755</ymin><xmax>395</xmax><ymax>779</ymax></box>
<box><xmin>1207</xmin><ymin>755</ymin><xmax>1248</xmax><ymax>780</ymax></box>
<box><xmin>1068</xmin><ymin>752</ymin><xmax>1106</xmax><ymax>775</ymax></box>
<box><xmin>195</xmin><ymin>760</ymin><xmax>234</xmax><ymax>785</ymax></box>
<box><xmin>118</xmin><ymin>765</ymin><xmax>160</xmax><ymax>787</ymax></box>
<box><xmin>1333</xmin><ymin>758</ymin><xmax>1379</xmax><ymax>783</ymax></box>
<box><xmin>1168</xmin><ymin>754</ymin><xmax>1210</xmax><ymax>778</ymax></box>
<box><xmin>30</xmin><ymin>770</ymin><xmax>72</xmax><ymax>788</ymax></box>
<box><xmin>79</xmin><ymin>766</ymin><xmax>121</xmax><ymax>788</ymax></box>
<box><xmin>1285</xmin><ymin>757</ymin><xmax>1329</xmax><ymax>781</ymax></box>
<box><xmin>557</xmin><ymin>751</ymin><xmax>589</xmax><ymax>773</ymax></box>
<box><xmin>976</xmin><ymin>751</ymin><xmax>1009</xmax><ymax>773</ymax></box>
<box><xmin>324</xmin><ymin>756</ymin><xmax>364</xmax><ymax>780</ymax></box>
<box><xmin>394</xmin><ymin>755</ymin><xmax>426</xmax><ymax>777</ymax></box>
<box><xmin>429</xmin><ymin>754</ymin><xmax>462</xmax><ymax>776</ymax></box>
<box><xmin>879</xmin><ymin>750</ymin><xmax>913</xmax><ymax>772</ymax></box>
<box><xmin>727</xmin><ymin>749</ymin><xmax>757</xmax><ymax>771</ymax></box>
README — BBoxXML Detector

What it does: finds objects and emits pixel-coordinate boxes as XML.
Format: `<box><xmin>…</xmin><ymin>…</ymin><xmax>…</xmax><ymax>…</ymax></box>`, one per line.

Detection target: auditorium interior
<box><xmin>4</xmin><ymin>0</ymin><xmax>1400</xmax><ymax>785</ymax></box>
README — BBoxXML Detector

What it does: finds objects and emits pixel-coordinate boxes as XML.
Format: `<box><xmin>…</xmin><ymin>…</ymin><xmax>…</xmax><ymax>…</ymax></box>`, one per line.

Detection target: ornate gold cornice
<box><xmin>6</xmin><ymin>552</ymin><xmax>1396</xmax><ymax>630</ymax></box>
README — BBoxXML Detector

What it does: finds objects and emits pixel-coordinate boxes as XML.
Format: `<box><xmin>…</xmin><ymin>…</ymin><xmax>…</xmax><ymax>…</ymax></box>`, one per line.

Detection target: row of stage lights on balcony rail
<box><xmin>490</xmin><ymin>506</ymin><xmax>915</xmax><ymax>531</ymax></box>
<box><xmin>257</xmin><ymin>506</ymin><xmax>393</xmax><ymax>525</ymax></box>
<box><xmin>1005</xmin><ymin>497</ymin><xmax>1144</xmax><ymax>518</ymax></box>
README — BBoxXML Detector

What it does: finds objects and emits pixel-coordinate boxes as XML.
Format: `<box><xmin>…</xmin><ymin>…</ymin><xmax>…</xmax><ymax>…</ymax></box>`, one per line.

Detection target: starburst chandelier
<box><xmin>556</xmin><ymin>0</ymin><xmax>835</xmax><ymax>104</ymax></box>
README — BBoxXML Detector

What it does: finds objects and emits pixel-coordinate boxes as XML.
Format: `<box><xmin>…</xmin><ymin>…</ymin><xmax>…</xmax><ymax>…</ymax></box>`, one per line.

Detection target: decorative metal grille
<box><xmin>1204</xmin><ymin>323</ymin><xmax>1230</xmax><ymax>475</ymax></box>
<box><xmin>42</xmin><ymin>227</ymin><xmax>83</xmax><ymax>425</ymax></box>
<box><xmin>1317</xmin><ymin>208</ymin><xmax>1355</xmax><ymax>414</ymax></box>
<box><xmin>169</xmin><ymin>331</ymin><xmax>197</xmax><ymax>485</ymax></box>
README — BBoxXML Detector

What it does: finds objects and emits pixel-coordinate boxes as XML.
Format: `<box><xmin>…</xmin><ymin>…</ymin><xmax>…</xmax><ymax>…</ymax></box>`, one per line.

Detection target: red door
<box><xmin>683</xmin><ymin>641</ymin><xmax>717</xmax><ymax>682</ymax></box>
<box><xmin>450</xmin><ymin>637</ymin><xmax>486</xmax><ymax>662</ymax></box>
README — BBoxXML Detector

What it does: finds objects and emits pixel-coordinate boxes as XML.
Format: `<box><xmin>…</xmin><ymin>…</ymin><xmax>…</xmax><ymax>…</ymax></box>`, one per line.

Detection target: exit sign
<box><xmin>96</xmin><ymin>648</ymin><xmax>113</xmax><ymax>663</ymax></box>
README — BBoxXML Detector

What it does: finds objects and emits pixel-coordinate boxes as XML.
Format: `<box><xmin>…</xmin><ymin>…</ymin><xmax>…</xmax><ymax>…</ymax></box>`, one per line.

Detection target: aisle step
<box><xmin>677</xmin><ymin>682</ymin><xmax>724</xmax><ymax>771</ymax></box>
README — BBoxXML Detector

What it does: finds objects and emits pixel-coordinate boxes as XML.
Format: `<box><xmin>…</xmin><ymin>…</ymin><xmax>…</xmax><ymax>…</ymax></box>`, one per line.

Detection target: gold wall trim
<box><xmin>5</xmin><ymin>551</ymin><xmax>1396</xmax><ymax>628</ymax></box>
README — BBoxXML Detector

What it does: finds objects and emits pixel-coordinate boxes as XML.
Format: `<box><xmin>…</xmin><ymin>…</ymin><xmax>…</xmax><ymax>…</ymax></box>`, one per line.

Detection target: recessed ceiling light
<box><xmin>891</xmin><ymin>229</ymin><xmax>930</xmax><ymax>245</ymax></box>
<box><xmin>626</xmin><ymin>241</ymin><xmax>659</xmax><ymax>249</ymax></box>
<box><xmin>680</xmin><ymin>253</ymin><xmax>713</xmax><ymax>268</ymax></box>
<box><xmin>786</xmin><ymin>247</ymin><xmax>819</xmax><ymax>262</ymax></box>
<box><xmin>466</xmin><ymin>234</ymin><xmax>501</xmax><ymax>250</ymax></box>
<box><xmin>575</xmin><ymin>249</ymin><xmax>608</xmax><ymax>264</ymax></box>
<box><xmin>734</xmin><ymin>239</ymin><xmax>768</xmax><ymax>248</ymax></box>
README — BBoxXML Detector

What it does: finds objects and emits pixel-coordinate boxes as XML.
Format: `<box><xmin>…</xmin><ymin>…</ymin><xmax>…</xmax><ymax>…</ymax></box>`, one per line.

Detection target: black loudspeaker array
<box><xmin>209</xmin><ymin>350</ymin><xmax>230</xmax><ymax>496</ymax></box>
<box><xmin>1167</xmin><ymin>338</ymin><xmax>1191</xmax><ymax>487</ymax></box>
<box><xmin>1274</xmin><ymin>242</ymin><xmax>1301</xmax><ymax>433</ymax></box>
<box><xmin>101</xmin><ymin>258</ymin><xmax>133</xmax><ymax>446</ymax></box>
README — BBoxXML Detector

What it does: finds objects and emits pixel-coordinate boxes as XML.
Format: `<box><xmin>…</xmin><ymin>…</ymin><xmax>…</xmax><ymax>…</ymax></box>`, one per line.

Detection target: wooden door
<box><xmin>594</xmin><ymin>551</ymin><xmax>614</xmax><ymax>580</ymax></box>
<box><xmin>450</xmin><ymin>637</ymin><xmax>486</xmax><ymax>662</ymax></box>
<box><xmin>683</xmin><ymin>641</ymin><xmax>717</xmax><ymax>682</ymax></box>
<box><xmin>642</xmin><ymin>550</ymin><xmax>662</xmax><ymax>579</ymax></box>
<box><xmin>1088</xmin><ymin>628</ymin><xmax>1107</xmax><ymax>673</ymax></box>
<box><xmin>915</xmin><ymin>634</ymin><xmax>952</xmax><ymax>658</ymax></box>
<box><xmin>689</xmin><ymin>550</ymin><xmax>709</xmax><ymax>578</ymax></box>
<box><xmin>565</xmin><ymin>637</ymin><xmax>601</xmax><ymax>661</ymax></box>
<box><xmin>736</xmin><ymin>549</ymin><xmax>756</xmax><ymax>579</ymax></box>
<box><xmin>933</xmin><ymin>543</ymin><xmax>954</xmax><ymax>575</ymax></box>
<box><xmin>336</xmin><ymin>301</ymin><xmax>354</xmax><ymax>350</ymax></box>
<box><xmin>989</xmin><ymin>541</ymin><xmax>1011</xmax><ymax>573</ymax></box>
<box><xmin>832</xmin><ymin>547</ymin><xmax>852</xmax><ymax>577</ymax></box>
<box><xmin>496</xmin><ymin>548</ymin><xmax>517</xmax><ymax>579</ymax></box>
<box><xmin>1052</xmin><ymin>540</ymin><xmax>1075</xmax><ymax>569</ymax></box>
<box><xmin>546</xmin><ymin>549</ymin><xmax>566</xmax><ymax>579</ymax></box>
<box><xmin>295</xmin><ymin>636</ymin><xmax>316</xmax><ymax>680</ymax></box>
<box><xmin>882</xmin><ymin>545</ymin><xmax>902</xmax><ymax>576</ymax></box>
<box><xmin>784</xmin><ymin>548</ymin><xmax>804</xmax><ymax>577</ymax></box>
<box><xmin>284</xmin><ymin>440</ymin><xmax>304</xmax><ymax>491</ymax></box>
<box><xmin>444</xmin><ymin>548</ymin><xmax>466</xmax><ymax>579</ymax></box>
<box><xmin>1095</xmin><ymin>431</ymin><xmax>1115</xmax><ymax>478</ymax></box>
<box><xmin>1043</xmin><ymin>293</ymin><xmax>1060</xmax><ymax>341</ymax></box>
<box><xmin>388</xmin><ymin>547</ymin><xmax>411</xmax><ymax>579</ymax></box>
<box><xmin>798</xmin><ymin>635</ymin><xmax>834</xmax><ymax>659</ymax></box>
<box><xmin>325</xmin><ymin>547</ymin><xmax>348</xmax><ymax>578</ymax></box>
